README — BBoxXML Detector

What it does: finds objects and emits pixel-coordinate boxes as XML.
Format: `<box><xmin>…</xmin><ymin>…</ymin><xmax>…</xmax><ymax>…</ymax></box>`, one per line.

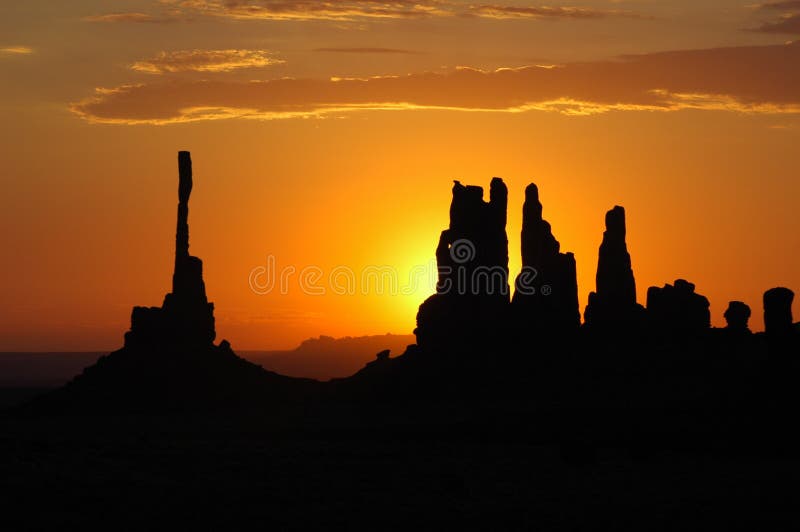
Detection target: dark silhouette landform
<box><xmin>27</xmin><ymin>152</ymin><xmax>317</xmax><ymax>412</ymax></box>
<box><xmin>24</xmin><ymin>152</ymin><xmax>799</xmax><ymax>430</ymax></box>
<box><xmin>0</xmin><ymin>333</ymin><xmax>414</xmax><ymax>392</ymax></box>
<box><xmin>8</xmin><ymin>151</ymin><xmax>800</xmax><ymax>531</ymax></box>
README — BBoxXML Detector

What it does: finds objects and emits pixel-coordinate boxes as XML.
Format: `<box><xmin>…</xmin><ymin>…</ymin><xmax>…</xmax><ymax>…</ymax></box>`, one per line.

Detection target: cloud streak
<box><xmin>751</xmin><ymin>13</ymin><xmax>800</xmax><ymax>33</ymax></box>
<box><xmin>83</xmin><ymin>12</ymin><xmax>181</xmax><ymax>23</ymax></box>
<box><xmin>71</xmin><ymin>42</ymin><xmax>800</xmax><ymax>125</ymax></box>
<box><xmin>750</xmin><ymin>0</ymin><xmax>800</xmax><ymax>33</ymax></box>
<box><xmin>151</xmin><ymin>1</ymin><xmax>650</xmax><ymax>21</ymax></box>
<box><xmin>162</xmin><ymin>0</ymin><xmax>449</xmax><ymax>20</ymax></box>
<box><xmin>131</xmin><ymin>50</ymin><xmax>283</xmax><ymax>74</ymax></box>
<box><xmin>0</xmin><ymin>46</ymin><xmax>34</xmax><ymax>55</ymax></box>
<box><xmin>313</xmin><ymin>47</ymin><xmax>422</xmax><ymax>54</ymax></box>
<box><xmin>757</xmin><ymin>1</ymin><xmax>800</xmax><ymax>9</ymax></box>
<box><xmin>466</xmin><ymin>4</ymin><xmax>647</xmax><ymax>20</ymax></box>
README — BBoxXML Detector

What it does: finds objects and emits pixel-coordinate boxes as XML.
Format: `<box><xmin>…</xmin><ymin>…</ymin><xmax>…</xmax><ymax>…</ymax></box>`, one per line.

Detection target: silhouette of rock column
<box><xmin>415</xmin><ymin>178</ymin><xmax>511</xmax><ymax>352</ymax></box>
<box><xmin>173</xmin><ymin>151</ymin><xmax>193</xmax><ymax>291</ymax></box>
<box><xmin>512</xmin><ymin>184</ymin><xmax>579</xmax><ymax>333</ymax></box>
<box><xmin>583</xmin><ymin>206</ymin><xmax>645</xmax><ymax>330</ymax></box>
<box><xmin>646</xmin><ymin>279</ymin><xmax>710</xmax><ymax>337</ymax></box>
<box><xmin>435</xmin><ymin>229</ymin><xmax>455</xmax><ymax>293</ymax></box>
<box><xmin>125</xmin><ymin>151</ymin><xmax>216</xmax><ymax>348</ymax></box>
<box><xmin>448</xmin><ymin>178</ymin><xmax>510</xmax><ymax>299</ymax></box>
<box><xmin>724</xmin><ymin>301</ymin><xmax>752</xmax><ymax>335</ymax></box>
<box><xmin>764</xmin><ymin>287</ymin><xmax>794</xmax><ymax>338</ymax></box>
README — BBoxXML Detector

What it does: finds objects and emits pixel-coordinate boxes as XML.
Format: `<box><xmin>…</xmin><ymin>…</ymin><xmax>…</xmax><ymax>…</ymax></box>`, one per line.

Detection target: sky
<box><xmin>1</xmin><ymin>0</ymin><xmax>799</xmax><ymax>351</ymax></box>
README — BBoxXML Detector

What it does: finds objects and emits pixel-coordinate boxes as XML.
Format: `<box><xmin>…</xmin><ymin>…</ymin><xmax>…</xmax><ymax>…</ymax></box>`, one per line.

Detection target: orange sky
<box><xmin>1</xmin><ymin>0</ymin><xmax>799</xmax><ymax>350</ymax></box>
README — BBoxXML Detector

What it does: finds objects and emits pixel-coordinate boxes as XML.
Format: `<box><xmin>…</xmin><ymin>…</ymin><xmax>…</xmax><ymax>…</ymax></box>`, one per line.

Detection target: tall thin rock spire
<box><xmin>175</xmin><ymin>151</ymin><xmax>192</xmax><ymax>261</ymax></box>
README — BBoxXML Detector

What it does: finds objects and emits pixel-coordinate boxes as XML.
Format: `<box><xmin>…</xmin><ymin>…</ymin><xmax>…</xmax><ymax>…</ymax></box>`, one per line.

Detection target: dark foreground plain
<box><xmin>4</xmin><ymin>398</ymin><xmax>800</xmax><ymax>531</ymax></box>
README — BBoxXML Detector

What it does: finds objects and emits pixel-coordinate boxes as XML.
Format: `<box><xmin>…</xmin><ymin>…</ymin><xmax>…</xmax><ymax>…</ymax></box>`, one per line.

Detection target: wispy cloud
<box><xmin>161</xmin><ymin>0</ymin><xmax>449</xmax><ymax>20</ymax></box>
<box><xmin>155</xmin><ymin>1</ymin><xmax>649</xmax><ymax>22</ymax></box>
<box><xmin>131</xmin><ymin>50</ymin><xmax>283</xmax><ymax>74</ymax></box>
<box><xmin>72</xmin><ymin>42</ymin><xmax>800</xmax><ymax>124</ymax></box>
<box><xmin>313</xmin><ymin>47</ymin><xmax>422</xmax><ymax>54</ymax></box>
<box><xmin>83</xmin><ymin>12</ymin><xmax>181</xmax><ymax>23</ymax></box>
<box><xmin>749</xmin><ymin>0</ymin><xmax>800</xmax><ymax>33</ymax></box>
<box><xmin>756</xmin><ymin>1</ymin><xmax>800</xmax><ymax>9</ymax></box>
<box><xmin>751</xmin><ymin>13</ymin><xmax>800</xmax><ymax>33</ymax></box>
<box><xmin>0</xmin><ymin>46</ymin><xmax>34</xmax><ymax>55</ymax></box>
<box><xmin>466</xmin><ymin>4</ymin><xmax>647</xmax><ymax>20</ymax></box>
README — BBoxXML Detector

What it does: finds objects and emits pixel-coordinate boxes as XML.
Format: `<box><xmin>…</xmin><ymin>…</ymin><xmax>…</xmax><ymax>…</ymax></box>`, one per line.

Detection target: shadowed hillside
<box><xmin>0</xmin><ymin>333</ymin><xmax>412</xmax><ymax>402</ymax></box>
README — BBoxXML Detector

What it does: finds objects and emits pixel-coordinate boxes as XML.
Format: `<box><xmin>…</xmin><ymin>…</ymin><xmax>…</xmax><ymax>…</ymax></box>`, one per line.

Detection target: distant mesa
<box><xmin>246</xmin><ymin>334</ymin><xmax>415</xmax><ymax>381</ymax></box>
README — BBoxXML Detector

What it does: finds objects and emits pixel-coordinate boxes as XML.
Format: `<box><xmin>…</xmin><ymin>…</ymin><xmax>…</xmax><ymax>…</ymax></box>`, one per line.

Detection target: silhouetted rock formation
<box><xmin>31</xmin><ymin>341</ymin><xmax>313</xmax><ymax>413</ymax></box>
<box><xmin>27</xmin><ymin>152</ymin><xmax>317</xmax><ymax>413</ymax></box>
<box><xmin>646</xmin><ymin>280</ymin><xmax>711</xmax><ymax>337</ymax></box>
<box><xmin>583</xmin><ymin>206</ymin><xmax>645</xmax><ymax>330</ymax></box>
<box><xmin>125</xmin><ymin>152</ymin><xmax>215</xmax><ymax>348</ymax></box>
<box><xmin>724</xmin><ymin>301</ymin><xmax>752</xmax><ymax>334</ymax></box>
<box><xmin>415</xmin><ymin>178</ymin><xmax>510</xmax><ymax>351</ymax></box>
<box><xmin>15</xmin><ymin>155</ymin><xmax>800</xmax><ymax>503</ymax></box>
<box><xmin>511</xmin><ymin>183</ymin><xmax>579</xmax><ymax>332</ymax></box>
<box><xmin>446</xmin><ymin>178</ymin><xmax>509</xmax><ymax>298</ymax></box>
<box><xmin>357</xmin><ymin>349</ymin><xmax>392</xmax><ymax>374</ymax></box>
<box><xmin>764</xmin><ymin>287</ymin><xmax>795</xmax><ymax>338</ymax></box>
